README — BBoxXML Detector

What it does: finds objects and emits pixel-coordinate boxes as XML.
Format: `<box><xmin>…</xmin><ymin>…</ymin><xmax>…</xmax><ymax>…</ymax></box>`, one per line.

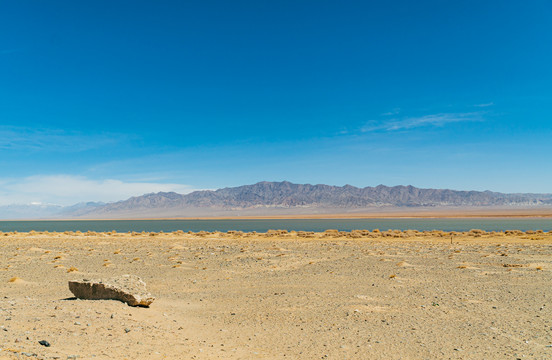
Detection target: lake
<box><xmin>0</xmin><ymin>218</ymin><xmax>551</xmax><ymax>233</ymax></box>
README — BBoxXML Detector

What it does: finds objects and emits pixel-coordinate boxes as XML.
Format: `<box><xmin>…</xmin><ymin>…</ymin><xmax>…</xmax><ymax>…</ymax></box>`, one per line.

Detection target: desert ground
<box><xmin>1</xmin><ymin>229</ymin><xmax>551</xmax><ymax>359</ymax></box>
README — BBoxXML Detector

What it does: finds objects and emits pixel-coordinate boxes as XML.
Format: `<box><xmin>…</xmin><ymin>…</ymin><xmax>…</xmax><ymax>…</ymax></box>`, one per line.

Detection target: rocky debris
<box><xmin>68</xmin><ymin>275</ymin><xmax>154</xmax><ymax>307</ymax></box>
<box><xmin>38</xmin><ymin>340</ymin><xmax>50</xmax><ymax>347</ymax></box>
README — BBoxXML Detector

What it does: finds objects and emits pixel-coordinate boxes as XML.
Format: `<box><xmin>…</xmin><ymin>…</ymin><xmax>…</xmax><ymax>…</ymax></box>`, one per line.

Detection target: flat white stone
<box><xmin>68</xmin><ymin>274</ymin><xmax>155</xmax><ymax>307</ymax></box>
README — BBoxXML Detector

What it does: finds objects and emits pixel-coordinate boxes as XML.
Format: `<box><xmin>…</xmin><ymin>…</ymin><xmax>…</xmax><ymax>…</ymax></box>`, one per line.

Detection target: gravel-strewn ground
<box><xmin>1</xmin><ymin>230</ymin><xmax>551</xmax><ymax>359</ymax></box>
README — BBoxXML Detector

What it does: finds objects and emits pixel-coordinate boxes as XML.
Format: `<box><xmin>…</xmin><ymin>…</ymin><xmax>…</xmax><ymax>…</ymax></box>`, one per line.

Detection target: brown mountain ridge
<box><xmin>66</xmin><ymin>181</ymin><xmax>552</xmax><ymax>218</ymax></box>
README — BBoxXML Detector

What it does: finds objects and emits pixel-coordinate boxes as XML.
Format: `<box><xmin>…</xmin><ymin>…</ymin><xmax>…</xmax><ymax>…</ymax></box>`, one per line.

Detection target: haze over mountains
<box><xmin>1</xmin><ymin>181</ymin><xmax>551</xmax><ymax>219</ymax></box>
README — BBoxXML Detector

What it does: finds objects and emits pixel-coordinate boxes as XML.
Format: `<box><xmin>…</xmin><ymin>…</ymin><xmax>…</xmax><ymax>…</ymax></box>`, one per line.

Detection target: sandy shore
<box><xmin>1</xmin><ymin>230</ymin><xmax>551</xmax><ymax>359</ymax></box>
<box><xmin>30</xmin><ymin>207</ymin><xmax>552</xmax><ymax>221</ymax></box>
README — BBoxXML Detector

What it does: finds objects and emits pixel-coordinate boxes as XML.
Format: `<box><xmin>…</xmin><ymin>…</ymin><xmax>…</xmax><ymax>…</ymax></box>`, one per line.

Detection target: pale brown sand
<box><xmin>1</xmin><ymin>230</ymin><xmax>551</xmax><ymax>359</ymax></box>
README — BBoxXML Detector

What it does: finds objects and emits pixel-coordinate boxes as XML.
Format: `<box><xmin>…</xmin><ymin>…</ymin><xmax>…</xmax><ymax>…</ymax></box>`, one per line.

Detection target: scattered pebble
<box><xmin>38</xmin><ymin>340</ymin><xmax>50</xmax><ymax>347</ymax></box>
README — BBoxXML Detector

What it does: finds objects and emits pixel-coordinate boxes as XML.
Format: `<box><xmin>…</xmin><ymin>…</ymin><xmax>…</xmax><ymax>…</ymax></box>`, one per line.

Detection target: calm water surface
<box><xmin>0</xmin><ymin>219</ymin><xmax>551</xmax><ymax>233</ymax></box>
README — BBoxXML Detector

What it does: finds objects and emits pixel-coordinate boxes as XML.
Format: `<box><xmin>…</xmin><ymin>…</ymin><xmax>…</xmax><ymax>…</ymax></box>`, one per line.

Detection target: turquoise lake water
<box><xmin>0</xmin><ymin>218</ymin><xmax>550</xmax><ymax>233</ymax></box>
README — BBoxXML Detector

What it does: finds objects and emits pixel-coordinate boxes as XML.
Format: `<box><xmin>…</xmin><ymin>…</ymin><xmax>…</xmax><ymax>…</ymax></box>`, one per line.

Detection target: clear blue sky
<box><xmin>1</xmin><ymin>1</ymin><xmax>551</xmax><ymax>205</ymax></box>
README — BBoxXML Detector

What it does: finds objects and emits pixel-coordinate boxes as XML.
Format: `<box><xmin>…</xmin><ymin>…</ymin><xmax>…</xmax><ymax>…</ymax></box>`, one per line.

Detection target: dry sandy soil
<box><xmin>1</xmin><ymin>230</ymin><xmax>551</xmax><ymax>359</ymax></box>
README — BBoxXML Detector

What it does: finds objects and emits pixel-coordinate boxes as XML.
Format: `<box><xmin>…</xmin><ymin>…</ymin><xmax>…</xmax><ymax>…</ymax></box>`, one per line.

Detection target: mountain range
<box><xmin>2</xmin><ymin>181</ymin><xmax>551</xmax><ymax>219</ymax></box>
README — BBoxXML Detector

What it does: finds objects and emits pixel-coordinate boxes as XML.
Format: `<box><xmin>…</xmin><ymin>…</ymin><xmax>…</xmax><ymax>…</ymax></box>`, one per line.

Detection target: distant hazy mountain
<box><xmin>0</xmin><ymin>202</ymin><xmax>105</xmax><ymax>220</ymax></box>
<box><xmin>65</xmin><ymin>181</ymin><xmax>552</xmax><ymax>218</ymax></box>
<box><xmin>57</xmin><ymin>201</ymin><xmax>106</xmax><ymax>217</ymax></box>
<box><xmin>0</xmin><ymin>203</ymin><xmax>64</xmax><ymax>219</ymax></box>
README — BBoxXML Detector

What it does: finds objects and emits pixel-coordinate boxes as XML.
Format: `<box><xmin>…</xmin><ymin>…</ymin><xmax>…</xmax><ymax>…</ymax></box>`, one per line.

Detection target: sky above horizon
<box><xmin>1</xmin><ymin>1</ymin><xmax>551</xmax><ymax>205</ymax></box>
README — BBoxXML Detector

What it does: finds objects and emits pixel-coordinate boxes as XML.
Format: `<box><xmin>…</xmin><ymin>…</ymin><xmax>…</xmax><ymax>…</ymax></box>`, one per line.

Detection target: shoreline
<box><xmin>1</xmin><ymin>228</ymin><xmax>550</xmax><ymax>236</ymax></box>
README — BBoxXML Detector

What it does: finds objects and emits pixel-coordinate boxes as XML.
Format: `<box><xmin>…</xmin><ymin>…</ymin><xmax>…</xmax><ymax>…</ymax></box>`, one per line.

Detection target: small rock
<box><xmin>68</xmin><ymin>275</ymin><xmax>154</xmax><ymax>307</ymax></box>
<box><xmin>67</xmin><ymin>356</ymin><xmax>78</xmax><ymax>360</ymax></box>
<box><xmin>38</xmin><ymin>340</ymin><xmax>50</xmax><ymax>347</ymax></box>
<box><xmin>124</xmin><ymin>328</ymin><xmax>131</xmax><ymax>333</ymax></box>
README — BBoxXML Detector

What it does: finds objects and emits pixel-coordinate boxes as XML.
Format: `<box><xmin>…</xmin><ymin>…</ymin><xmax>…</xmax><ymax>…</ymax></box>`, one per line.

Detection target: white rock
<box><xmin>68</xmin><ymin>275</ymin><xmax>155</xmax><ymax>307</ymax></box>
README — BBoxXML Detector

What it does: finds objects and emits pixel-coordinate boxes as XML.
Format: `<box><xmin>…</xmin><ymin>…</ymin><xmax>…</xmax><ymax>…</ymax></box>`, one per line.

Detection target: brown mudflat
<box><xmin>1</xmin><ymin>230</ymin><xmax>551</xmax><ymax>359</ymax></box>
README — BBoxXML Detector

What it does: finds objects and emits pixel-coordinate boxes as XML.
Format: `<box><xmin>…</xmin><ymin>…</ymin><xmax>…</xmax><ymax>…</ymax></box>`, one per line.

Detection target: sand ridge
<box><xmin>1</xmin><ymin>230</ymin><xmax>551</xmax><ymax>359</ymax></box>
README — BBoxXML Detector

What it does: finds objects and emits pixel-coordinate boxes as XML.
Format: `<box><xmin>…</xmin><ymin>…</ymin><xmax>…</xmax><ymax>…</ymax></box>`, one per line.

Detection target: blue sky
<box><xmin>1</xmin><ymin>1</ymin><xmax>551</xmax><ymax>205</ymax></box>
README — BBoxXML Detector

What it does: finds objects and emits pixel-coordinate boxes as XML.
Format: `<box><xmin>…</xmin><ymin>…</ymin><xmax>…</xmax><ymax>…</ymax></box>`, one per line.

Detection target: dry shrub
<box><xmin>67</xmin><ymin>266</ymin><xmax>78</xmax><ymax>273</ymax></box>
<box><xmin>8</xmin><ymin>277</ymin><xmax>20</xmax><ymax>283</ymax></box>
<box><xmin>265</xmin><ymin>229</ymin><xmax>288</xmax><ymax>236</ymax></box>
<box><xmin>347</xmin><ymin>231</ymin><xmax>363</xmax><ymax>239</ymax></box>
<box><xmin>265</xmin><ymin>229</ymin><xmax>279</xmax><ymax>237</ymax></box>
<box><xmin>173</xmin><ymin>230</ymin><xmax>184</xmax><ymax>235</ymax></box>
<box><xmin>322</xmin><ymin>229</ymin><xmax>343</xmax><ymax>238</ymax></box>
<box><xmin>468</xmin><ymin>229</ymin><xmax>486</xmax><ymax>237</ymax></box>
<box><xmin>403</xmin><ymin>230</ymin><xmax>418</xmax><ymax>237</ymax></box>
<box><xmin>297</xmin><ymin>231</ymin><xmax>315</xmax><ymax>238</ymax></box>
